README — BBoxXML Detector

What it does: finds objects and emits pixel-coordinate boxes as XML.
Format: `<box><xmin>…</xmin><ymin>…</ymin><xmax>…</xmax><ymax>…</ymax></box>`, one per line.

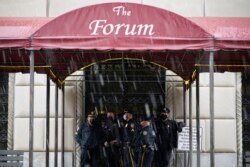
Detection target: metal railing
<box><xmin>0</xmin><ymin>150</ymin><xmax>24</xmax><ymax>167</ymax></box>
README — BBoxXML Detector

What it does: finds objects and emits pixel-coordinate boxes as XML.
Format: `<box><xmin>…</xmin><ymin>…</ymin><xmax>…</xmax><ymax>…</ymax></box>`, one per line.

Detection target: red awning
<box><xmin>190</xmin><ymin>17</ymin><xmax>250</xmax><ymax>49</ymax></box>
<box><xmin>0</xmin><ymin>3</ymin><xmax>250</xmax><ymax>83</ymax></box>
<box><xmin>0</xmin><ymin>17</ymin><xmax>51</xmax><ymax>48</ymax></box>
<box><xmin>31</xmin><ymin>3</ymin><xmax>213</xmax><ymax>50</ymax></box>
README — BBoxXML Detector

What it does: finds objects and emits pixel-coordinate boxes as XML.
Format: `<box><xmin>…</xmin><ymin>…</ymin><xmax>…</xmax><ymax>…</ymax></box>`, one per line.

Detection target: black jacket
<box><xmin>75</xmin><ymin>123</ymin><xmax>104</xmax><ymax>150</ymax></box>
<box><xmin>120</xmin><ymin>118</ymin><xmax>139</xmax><ymax>144</ymax></box>
<box><xmin>156</xmin><ymin>119</ymin><xmax>182</xmax><ymax>149</ymax></box>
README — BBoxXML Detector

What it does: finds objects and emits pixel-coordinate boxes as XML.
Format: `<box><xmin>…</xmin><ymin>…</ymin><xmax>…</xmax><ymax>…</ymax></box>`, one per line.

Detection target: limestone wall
<box><xmin>10</xmin><ymin>73</ymin><xmax>76</xmax><ymax>167</ymax></box>
<box><xmin>13</xmin><ymin>73</ymin><xmax>76</xmax><ymax>152</ymax></box>
<box><xmin>1</xmin><ymin>0</ymin><xmax>246</xmax><ymax>166</ymax></box>
<box><xmin>10</xmin><ymin>71</ymin><xmax>241</xmax><ymax>167</ymax></box>
<box><xmin>172</xmin><ymin>72</ymin><xmax>241</xmax><ymax>167</ymax></box>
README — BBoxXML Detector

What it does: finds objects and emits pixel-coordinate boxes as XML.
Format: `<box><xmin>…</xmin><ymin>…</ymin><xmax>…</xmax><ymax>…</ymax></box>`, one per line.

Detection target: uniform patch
<box><xmin>131</xmin><ymin>123</ymin><xmax>134</xmax><ymax>128</ymax></box>
<box><xmin>152</xmin><ymin>131</ymin><xmax>156</xmax><ymax>136</ymax></box>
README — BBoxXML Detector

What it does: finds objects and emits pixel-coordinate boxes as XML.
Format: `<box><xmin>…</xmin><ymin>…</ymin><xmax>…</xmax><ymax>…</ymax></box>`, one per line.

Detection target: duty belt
<box><xmin>122</xmin><ymin>142</ymin><xmax>130</xmax><ymax>146</ymax></box>
<box><xmin>141</xmin><ymin>145</ymin><xmax>154</xmax><ymax>150</ymax></box>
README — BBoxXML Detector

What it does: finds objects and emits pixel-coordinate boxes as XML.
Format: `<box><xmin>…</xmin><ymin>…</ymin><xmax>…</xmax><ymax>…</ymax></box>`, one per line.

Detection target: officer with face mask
<box><xmin>103</xmin><ymin>111</ymin><xmax>121</xmax><ymax>167</ymax></box>
<box><xmin>155</xmin><ymin>107</ymin><xmax>185</xmax><ymax>167</ymax></box>
<box><xmin>75</xmin><ymin>111</ymin><xmax>103</xmax><ymax>167</ymax></box>
<box><xmin>120</xmin><ymin>110</ymin><xmax>139</xmax><ymax>167</ymax></box>
<box><xmin>136</xmin><ymin>117</ymin><xmax>156</xmax><ymax>167</ymax></box>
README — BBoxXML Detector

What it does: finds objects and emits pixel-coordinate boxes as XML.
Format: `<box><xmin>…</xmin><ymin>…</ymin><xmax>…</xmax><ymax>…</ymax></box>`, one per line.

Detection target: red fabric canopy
<box><xmin>0</xmin><ymin>17</ymin><xmax>50</xmax><ymax>48</ymax></box>
<box><xmin>190</xmin><ymin>17</ymin><xmax>250</xmax><ymax>49</ymax></box>
<box><xmin>0</xmin><ymin>3</ymin><xmax>250</xmax><ymax>83</ymax></box>
<box><xmin>31</xmin><ymin>3</ymin><xmax>212</xmax><ymax>50</ymax></box>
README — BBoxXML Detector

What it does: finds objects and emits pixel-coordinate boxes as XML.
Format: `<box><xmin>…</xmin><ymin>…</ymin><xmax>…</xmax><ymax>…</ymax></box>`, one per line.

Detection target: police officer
<box><xmin>75</xmin><ymin>111</ymin><xmax>103</xmax><ymax>167</ymax></box>
<box><xmin>136</xmin><ymin>117</ymin><xmax>156</xmax><ymax>167</ymax></box>
<box><xmin>120</xmin><ymin>110</ymin><xmax>139</xmax><ymax>167</ymax></box>
<box><xmin>103</xmin><ymin>111</ymin><xmax>121</xmax><ymax>167</ymax></box>
<box><xmin>156</xmin><ymin>107</ymin><xmax>184</xmax><ymax>167</ymax></box>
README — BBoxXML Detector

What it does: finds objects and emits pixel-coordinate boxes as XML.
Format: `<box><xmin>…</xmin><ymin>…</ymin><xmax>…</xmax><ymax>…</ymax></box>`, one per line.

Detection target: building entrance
<box><xmin>85</xmin><ymin>59</ymin><xmax>166</xmax><ymax>116</ymax></box>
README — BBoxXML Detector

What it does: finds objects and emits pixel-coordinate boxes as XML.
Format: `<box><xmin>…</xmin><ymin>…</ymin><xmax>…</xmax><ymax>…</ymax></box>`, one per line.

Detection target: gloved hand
<box><xmin>178</xmin><ymin>122</ymin><xmax>186</xmax><ymax>128</ymax></box>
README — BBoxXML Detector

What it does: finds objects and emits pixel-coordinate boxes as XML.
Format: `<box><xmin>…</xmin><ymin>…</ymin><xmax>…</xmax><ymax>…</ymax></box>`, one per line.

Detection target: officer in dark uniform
<box><xmin>120</xmin><ymin>110</ymin><xmax>139</xmax><ymax>167</ymax></box>
<box><xmin>155</xmin><ymin>107</ymin><xmax>185</xmax><ymax>167</ymax></box>
<box><xmin>136</xmin><ymin>117</ymin><xmax>156</xmax><ymax>167</ymax></box>
<box><xmin>75</xmin><ymin>111</ymin><xmax>103</xmax><ymax>167</ymax></box>
<box><xmin>103</xmin><ymin>111</ymin><xmax>121</xmax><ymax>167</ymax></box>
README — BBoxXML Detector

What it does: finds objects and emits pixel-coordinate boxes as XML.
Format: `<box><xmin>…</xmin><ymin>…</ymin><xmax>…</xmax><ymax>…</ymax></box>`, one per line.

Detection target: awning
<box><xmin>190</xmin><ymin>17</ymin><xmax>250</xmax><ymax>49</ymax></box>
<box><xmin>0</xmin><ymin>17</ymin><xmax>50</xmax><ymax>48</ymax></box>
<box><xmin>31</xmin><ymin>3</ymin><xmax>213</xmax><ymax>51</ymax></box>
<box><xmin>0</xmin><ymin>3</ymin><xmax>250</xmax><ymax>84</ymax></box>
<box><xmin>189</xmin><ymin>17</ymin><xmax>250</xmax><ymax>74</ymax></box>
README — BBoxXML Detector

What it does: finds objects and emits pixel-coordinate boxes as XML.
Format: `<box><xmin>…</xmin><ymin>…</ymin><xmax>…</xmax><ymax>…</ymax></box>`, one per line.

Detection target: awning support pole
<box><xmin>209</xmin><ymin>51</ymin><xmax>215</xmax><ymax>167</ymax></box>
<box><xmin>189</xmin><ymin>79</ymin><xmax>193</xmax><ymax>167</ymax></box>
<box><xmin>183</xmin><ymin>82</ymin><xmax>187</xmax><ymax>167</ymax></box>
<box><xmin>82</xmin><ymin>70</ymin><xmax>86</xmax><ymax>123</ymax></box>
<box><xmin>61</xmin><ymin>85</ymin><xmax>65</xmax><ymax>167</ymax></box>
<box><xmin>46</xmin><ymin>0</ymin><xmax>50</xmax><ymax>17</ymax></box>
<box><xmin>46</xmin><ymin>71</ymin><xmax>51</xmax><ymax>167</ymax></box>
<box><xmin>54</xmin><ymin>83</ymin><xmax>59</xmax><ymax>167</ymax></box>
<box><xmin>196</xmin><ymin>66</ymin><xmax>201</xmax><ymax>167</ymax></box>
<box><xmin>73</xmin><ymin>82</ymin><xmax>76</xmax><ymax>167</ymax></box>
<box><xmin>29</xmin><ymin>50</ymin><xmax>34</xmax><ymax>167</ymax></box>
